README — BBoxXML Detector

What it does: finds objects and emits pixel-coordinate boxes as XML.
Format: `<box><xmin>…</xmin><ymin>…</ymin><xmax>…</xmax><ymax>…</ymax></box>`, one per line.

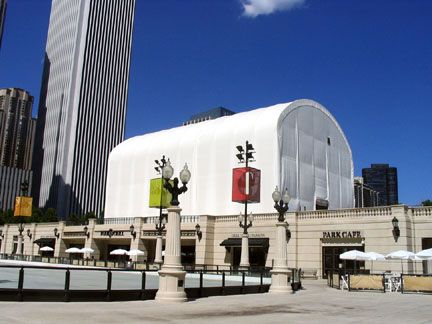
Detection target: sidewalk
<box><xmin>0</xmin><ymin>280</ymin><xmax>430</xmax><ymax>324</ymax></box>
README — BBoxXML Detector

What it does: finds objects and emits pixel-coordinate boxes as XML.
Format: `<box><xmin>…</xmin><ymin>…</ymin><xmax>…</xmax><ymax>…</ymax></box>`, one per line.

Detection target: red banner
<box><xmin>232</xmin><ymin>167</ymin><xmax>260</xmax><ymax>203</ymax></box>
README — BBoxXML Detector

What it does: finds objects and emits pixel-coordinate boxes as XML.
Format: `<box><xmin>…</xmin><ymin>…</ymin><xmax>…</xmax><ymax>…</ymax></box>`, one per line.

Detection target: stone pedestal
<box><xmin>269</xmin><ymin>221</ymin><xmax>291</xmax><ymax>293</ymax></box>
<box><xmin>155</xmin><ymin>206</ymin><xmax>187</xmax><ymax>302</ymax></box>
<box><xmin>239</xmin><ymin>233</ymin><xmax>250</xmax><ymax>268</ymax></box>
<box><xmin>154</xmin><ymin>235</ymin><xmax>163</xmax><ymax>264</ymax></box>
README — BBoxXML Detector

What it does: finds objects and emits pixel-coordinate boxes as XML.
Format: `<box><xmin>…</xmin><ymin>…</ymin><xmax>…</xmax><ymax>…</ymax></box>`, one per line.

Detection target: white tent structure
<box><xmin>105</xmin><ymin>99</ymin><xmax>354</xmax><ymax>218</ymax></box>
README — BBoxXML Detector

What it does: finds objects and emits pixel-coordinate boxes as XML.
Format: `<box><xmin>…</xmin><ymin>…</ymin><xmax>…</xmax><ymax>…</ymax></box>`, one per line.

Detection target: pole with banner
<box><xmin>14</xmin><ymin>181</ymin><xmax>32</xmax><ymax>255</ymax></box>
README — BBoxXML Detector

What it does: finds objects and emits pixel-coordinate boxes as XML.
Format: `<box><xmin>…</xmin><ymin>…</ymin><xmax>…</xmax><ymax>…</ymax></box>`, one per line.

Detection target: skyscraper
<box><xmin>362</xmin><ymin>164</ymin><xmax>398</xmax><ymax>206</ymax></box>
<box><xmin>33</xmin><ymin>0</ymin><xmax>135</xmax><ymax>218</ymax></box>
<box><xmin>0</xmin><ymin>0</ymin><xmax>6</xmax><ymax>51</ymax></box>
<box><xmin>0</xmin><ymin>88</ymin><xmax>36</xmax><ymax>170</ymax></box>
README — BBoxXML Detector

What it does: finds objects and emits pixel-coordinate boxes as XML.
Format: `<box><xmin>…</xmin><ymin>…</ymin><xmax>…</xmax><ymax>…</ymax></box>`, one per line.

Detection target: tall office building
<box><xmin>0</xmin><ymin>0</ymin><xmax>6</xmax><ymax>50</ymax></box>
<box><xmin>33</xmin><ymin>0</ymin><xmax>135</xmax><ymax>218</ymax></box>
<box><xmin>362</xmin><ymin>164</ymin><xmax>398</xmax><ymax>206</ymax></box>
<box><xmin>0</xmin><ymin>88</ymin><xmax>36</xmax><ymax>170</ymax></box>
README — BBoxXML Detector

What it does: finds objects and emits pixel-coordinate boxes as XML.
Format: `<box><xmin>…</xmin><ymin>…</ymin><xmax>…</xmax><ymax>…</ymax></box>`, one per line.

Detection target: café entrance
<box><xmin>322</xmin><ymin>245</ymin><xmax>365</xmax><ymax>279</ymax></box>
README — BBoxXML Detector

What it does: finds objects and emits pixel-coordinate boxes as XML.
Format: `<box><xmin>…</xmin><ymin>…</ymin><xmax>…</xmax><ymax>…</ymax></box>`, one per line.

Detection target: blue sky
<box><xmin>0</xmin><ymin>0</ymin><xmax>431</xmax><ymax>205</ymax></box>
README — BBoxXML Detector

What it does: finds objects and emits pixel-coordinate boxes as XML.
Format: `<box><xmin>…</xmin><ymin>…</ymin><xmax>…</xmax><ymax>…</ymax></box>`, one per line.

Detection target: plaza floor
<box><xmin>0</xmin><ymin>278</ymin><xmax>431</xmax><ymax>323</ymax></box>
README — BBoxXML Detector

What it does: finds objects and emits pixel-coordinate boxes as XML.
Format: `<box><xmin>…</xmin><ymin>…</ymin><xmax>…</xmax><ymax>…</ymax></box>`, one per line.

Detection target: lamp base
<box><xmin>155</xmin><ymin>267</ymin><xmax>187</xmax><ymax>303</ymax></box>
<box><xmin>269</xmin><ymin>268</ymin><xmax>291</xmax><ymax>293</ymax></box>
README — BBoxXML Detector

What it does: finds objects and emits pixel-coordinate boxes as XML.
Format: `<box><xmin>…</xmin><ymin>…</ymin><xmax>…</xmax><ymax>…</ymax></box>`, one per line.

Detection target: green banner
<box><xmin>149</xmin><ymin>178</ymin><xmax>172</xmax><ymax>208</ymax></box>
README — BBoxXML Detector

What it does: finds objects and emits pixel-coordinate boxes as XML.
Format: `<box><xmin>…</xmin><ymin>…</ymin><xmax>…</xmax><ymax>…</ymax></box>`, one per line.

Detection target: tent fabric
<box><xmin>105</xmin><ymin>99</ymin><xmax>354</xmax><ymax>218</ymax></box>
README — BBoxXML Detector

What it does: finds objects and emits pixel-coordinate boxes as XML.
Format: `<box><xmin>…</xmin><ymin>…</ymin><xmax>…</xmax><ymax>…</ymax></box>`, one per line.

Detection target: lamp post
<box><xmin>269</xmin><ymin>186</ymin><xmax>292</xmax><ymax>293</ymax></box>
<box><xmin>156</xmin><ymin>160</ymin><xmax>191</xmax><ymax>303</ymax></box>
<box><xmin>235</xmin><ymin>141</ymin><xmax>255</xmax><ymax>269</ymax></box>
<box><xmin>154</xmin><ymin>156</ymin><xmax>168</xmax><ymax>264</ymax></box>
<box><xmin>16</xmin><ymin>181</ymin><xmax>29</xmax><ymax>256</ymax></box>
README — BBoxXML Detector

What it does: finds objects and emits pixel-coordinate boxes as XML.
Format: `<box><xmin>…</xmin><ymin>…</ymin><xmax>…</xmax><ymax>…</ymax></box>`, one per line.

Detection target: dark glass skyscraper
<box><xmin>362</xmin><ymin>164</ymin><xmax>398</xmax><ymax>206</ymax></box>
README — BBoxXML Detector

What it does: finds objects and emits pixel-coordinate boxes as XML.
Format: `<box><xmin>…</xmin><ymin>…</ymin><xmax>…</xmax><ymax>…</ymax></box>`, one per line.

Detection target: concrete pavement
<box><xmin>0</xmin><ymin>279</ymin><xmax>430</xmax><ymax>323</ymax></box>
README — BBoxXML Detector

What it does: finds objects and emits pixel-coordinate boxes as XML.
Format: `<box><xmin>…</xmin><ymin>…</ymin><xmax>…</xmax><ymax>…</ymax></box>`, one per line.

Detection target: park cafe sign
<box><xmin>322</xmin><ymin>231</ymin><xmax>362</xmax><ymax>239</ymax></box>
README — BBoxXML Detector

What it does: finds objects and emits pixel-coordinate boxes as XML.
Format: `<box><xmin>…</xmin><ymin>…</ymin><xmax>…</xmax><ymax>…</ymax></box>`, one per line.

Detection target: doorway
<box><xmin>322</xmin><ymin>245</ymin><xmax>365</xmax><ymax>279</ymax></box>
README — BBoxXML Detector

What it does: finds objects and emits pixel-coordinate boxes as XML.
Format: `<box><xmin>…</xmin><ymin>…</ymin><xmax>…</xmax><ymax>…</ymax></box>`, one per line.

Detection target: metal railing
<box><xmin>0</xmin><ymin>264</ymin><xmax>270</xmax><ymax>302</ymax></box>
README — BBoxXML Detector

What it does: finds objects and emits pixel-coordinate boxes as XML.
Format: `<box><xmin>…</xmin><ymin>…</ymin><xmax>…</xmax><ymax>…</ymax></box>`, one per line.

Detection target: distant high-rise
<box><xmin>183</xmin><ymin>107</ymin><xmax>236</xmax><ymax>125</ymax></box>
<box><xmin>33</xmin><ymin>0</ymin><xmax>135</xmax><ymax>218</ymax></box>
<box><xmin>0</xmin><ymin>88</ymin><xmax>36</xmax><ymax>170</ymax></box>
<box><xmin>0</xmin><ymin>0</ymin><xmax>6</xmax><ymax>50</ymax></box>
<box><xmin>362</xmin><ymin>164</ymin><xmax>398</xmax><ymax>206</ymax></box>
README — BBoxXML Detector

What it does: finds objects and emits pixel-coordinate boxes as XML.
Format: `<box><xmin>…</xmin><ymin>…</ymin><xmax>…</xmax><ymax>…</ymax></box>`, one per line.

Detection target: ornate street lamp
<box><xmin>156</xmin><ymin>160</ymin><xmax>191</xmax><ymax>303</ymax></box>
<box><xmin>269</xmin><ymin>186</ymin><xmax>292</xmax><ymax>294</ymax></box>
<box><xmin>53</xmin><ymin>227</ymin><xmax>60</xmax><ymax>239</ymax></box>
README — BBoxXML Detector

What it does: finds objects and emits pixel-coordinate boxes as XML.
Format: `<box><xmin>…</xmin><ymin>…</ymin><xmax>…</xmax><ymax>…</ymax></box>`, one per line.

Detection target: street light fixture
<box><xmin>392</xmin><ymin>217</ymin><xmax>400</xmax><ymax>242</ymax></box>
<box><xmin>53</xmin><ymin>228</ymin><xmax>60</xmax><ymax>238</ymax></box>
<box><xmin>162</xmin><ymin>160</ymin><xmax>191</xmax><ymax>206</ymax></box>
<box><xmin>26</xmin><ymin>229</ymin><xmax>32</xmax><ymax>239</ymax></box>
<box><xmin>272</xmin><ymin>186</ymin><xmax>291</xmax><ymax>222</ymax></box>
<box><xmin>156</xmin><ymin>160</ymin><xmax>191</xmax><ymax>303</ymax></box>
<box><xmin>83</xmin><ymin>226</ymin><xmax>90</xmax><ymax>238</ymax></box>
<box><xmin>269</xmin><ymin>185</ymin><xmax>292</xmax><ymax>294</ymax></box>
<box><xmin>129</xmin><ymin>225</ymin><xmax>136</xmax><ymax>240</ymax></box>
<box><xmin>195</xmin><ymin>224</ymin><xmax>202</xmax><ymax>241</ymax></box>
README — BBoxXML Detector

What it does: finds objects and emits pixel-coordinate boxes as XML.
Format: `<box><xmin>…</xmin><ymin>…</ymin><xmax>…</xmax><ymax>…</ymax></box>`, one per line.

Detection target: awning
<box><xmin>220</xmin><ymin>238</ymin><xmax>269</xmax><ymax>249</ymax></box>
<box><xmin>33</xmin><ymin>238</ymin><xmax>55</xmax><ymax>246</ymax></box>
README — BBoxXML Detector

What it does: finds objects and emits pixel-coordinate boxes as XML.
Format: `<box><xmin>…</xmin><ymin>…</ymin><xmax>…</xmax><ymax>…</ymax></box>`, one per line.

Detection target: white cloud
<box><xmin>241</xmin><ymin>0</ymin><xmax>305</xmax><ymax>18</ymax></box>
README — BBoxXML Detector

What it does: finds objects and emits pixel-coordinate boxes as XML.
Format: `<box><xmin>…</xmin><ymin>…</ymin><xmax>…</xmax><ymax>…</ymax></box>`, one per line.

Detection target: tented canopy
<box><xmin>105</xmin><ymin>99</ymin><xmax>354</xmax><ymax>218</ymax></box>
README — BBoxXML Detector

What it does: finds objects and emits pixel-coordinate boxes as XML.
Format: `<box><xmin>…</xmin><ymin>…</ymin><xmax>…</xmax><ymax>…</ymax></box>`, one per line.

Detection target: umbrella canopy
<box><xmin>127</xmin><ymin>249</ymin><xmax>145</xmax><ymax>256</ymax></box>
<box><xmin>340</xmin><ymin>250</ymin><xmax>370</xmax><ymax>261</ymax></box>
<box><xmin>80</xmin><ymin>247</ymin><xmax>95</xmax><ymax>254</ymax></box>
<box><xmin>110</xmin><ymin>248</ymin><xmax>128</xmax><ymax>255</ymax></box>
<box><xmin>364</xmin><ymin>252</ymin><xmax>386</xmax><ymax>261</ymax></box>
<box><xmin>416</xmin><ymin>248</ymin><xmax>432</xmax><ymax>260</ymax></box>
<box><xmin>65</xmin><ymin>247</ymin><xmax>83</xmax><ymax>253</ymax></box>
<box><xmin>386</xmin><ymin>250</ymin><xmax>416</xmax><ymax>260</ymax></box>
<box><xmin>40</xmin><ymin>246</ymin><xmax>54</xmax><ymax>252</ymax></box>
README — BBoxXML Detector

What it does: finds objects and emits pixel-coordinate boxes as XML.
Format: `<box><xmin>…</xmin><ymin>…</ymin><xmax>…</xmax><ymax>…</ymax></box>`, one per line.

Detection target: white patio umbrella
<box><xmin>386</xmin><ymin>250</ymin><xmax>416</xmax><ymax>273</ymax></box>
<box><xmin>109</xmin><ymin>248</ymin><xmax>128</xmax><ymax>255</ymax></box>
<box><xmin>339</xmin><ymin>250</ymin><xmax>369</xmax><ymax>274</ymax></box>
<box><xmin>340</xmin><ymin>250</ymin><xmax>370</xmax><ymax>261</ymax></box>
<box><xmin>364</xmin><ymin>252</ymin><xmax>386</xmax><ymax>273</ymax></box>
<box><xmin>65</xmin><ymin>247</ymin><xmax>82</xmax><ymax>253</ymax></box>
<box><xmin>416</xmin><ymin>248</ymin><xmax>432</xmax><ymax>260</ymax></box>
<box><xmin>127</xmin><ymin>249</ymin><xmax>145</xmax><ymax>256</ymax></box>
<box><xmin>80</xmin><ymin>247</ymin><xmax>94</xmax><ymax>253</ymax></box>
<box><xmin>40</xmin><ymin>246</ymin><xmax>54</xmax><ymax>252</ymax></box>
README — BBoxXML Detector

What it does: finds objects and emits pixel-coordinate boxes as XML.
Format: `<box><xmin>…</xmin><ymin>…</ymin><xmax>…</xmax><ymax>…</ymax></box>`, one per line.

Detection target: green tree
<box><xmin>84</xmin><ymin>211</ymin><xmax>96</xmax><ymax>221</ymax></box>
<box><xmin>30</xmin><ymin>207</ymin><xmax>44</xmax><ymax>223</ymax></box>
<box><xmin>422</xmin><ymin>199</ymin><xmax>432</xmax><ymax>206</ymax></box>
<box><xmin>67</xmin><ymin>213</ymin><xmax>81</xmax><ymax>225</ymax></box>
<box><xmin>44</xmin><ymin>208</ymin><xmax>58</xmax><ymax>222</ymax></box>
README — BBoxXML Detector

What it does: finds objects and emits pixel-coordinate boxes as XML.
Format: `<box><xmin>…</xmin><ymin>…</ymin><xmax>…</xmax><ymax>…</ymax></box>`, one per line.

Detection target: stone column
<box><xmin>154</xmin><ymin>235</ymin><xmax>163</xmax><ymax>264</ymax></box>
<box><xmin>17</xmin><ymin>234</ymin><xmax>23</xmax><ymax>255</ymax></box>
<box><xmin>0</xmin><ymin>225</ymin><xmax>9</xmax><ymax>254</ymax></box>
<box><xmin>239</xmin><ymin>233</ymin><xmax>250</xmax><ymax>268</ymax></box>
<box><xmin>156</xmin><ymin>206</ymin><xmax>187</xmax><ymax>302</ymax></box>
<box><xmin>269</xmin><ymin>221</ymin><xmax>291</xmax><ymax>293</ymax></box>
